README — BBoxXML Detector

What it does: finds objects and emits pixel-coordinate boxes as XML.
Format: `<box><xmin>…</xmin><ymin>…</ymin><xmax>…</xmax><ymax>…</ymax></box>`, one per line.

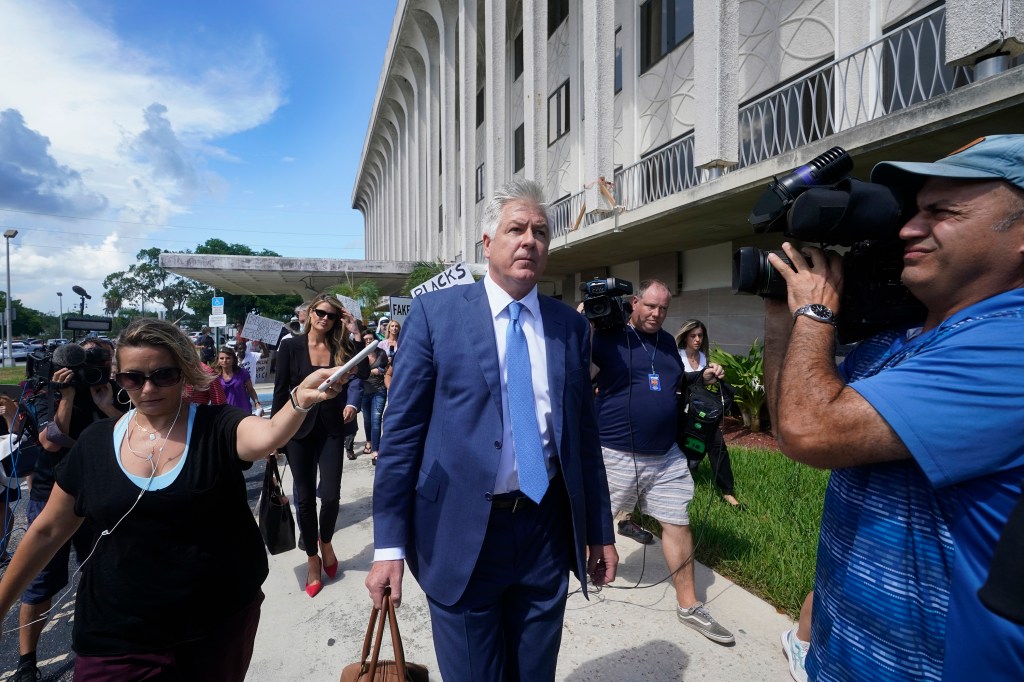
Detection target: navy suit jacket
<box><xmin>373</xmin><ymin>279</ymin><xmax>614</xmax><ymax>606</ymax></box>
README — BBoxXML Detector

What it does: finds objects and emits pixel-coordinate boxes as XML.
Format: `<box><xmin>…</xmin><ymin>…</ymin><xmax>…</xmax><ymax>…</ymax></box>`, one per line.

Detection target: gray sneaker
<box><xmin>677</xmin><ymin>602</ymin><xmax>735</xmax><ymax>644</ymax></box>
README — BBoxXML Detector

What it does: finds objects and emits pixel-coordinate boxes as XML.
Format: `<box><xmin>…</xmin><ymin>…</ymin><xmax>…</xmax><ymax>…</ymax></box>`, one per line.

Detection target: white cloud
<box><xmin>0</xmin><ymin>0</ymin><xmax>286</xmax><ymax>313</ymax></box>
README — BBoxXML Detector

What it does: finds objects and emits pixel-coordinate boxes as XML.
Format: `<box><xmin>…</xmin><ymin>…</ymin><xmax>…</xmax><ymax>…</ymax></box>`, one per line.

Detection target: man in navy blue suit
<box><xmin>366</xmin><ymin>178</ymin><xmax>618</xmax><ymax>681</ymax></box>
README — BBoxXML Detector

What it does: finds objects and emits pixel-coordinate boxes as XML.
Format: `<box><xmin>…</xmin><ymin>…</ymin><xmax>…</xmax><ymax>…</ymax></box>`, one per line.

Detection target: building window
<box><xmin>614</xmin><ymin>27</ymin><xmax>623</xmax><ymax>93</ymax></box>
<box><xmin>548</xmin><ymin>0</ymin><xmax>569</xmax><ymax>37</ymax></box>
<box><xmin>548</xmin><ymin>80</ymin><xmax>570</xmax><ymax>145</ymax></box>
<box><xmin>475</xmin><ymin>164</ymin><xmax>485</xmax><ymax>202</ymax></box>
<box><xmin>514</xmin><ymin>124</ymin><xmax>525</xmax><ymax>172</ymax></box>
<box><xmin>514</xmin><ymin>31</ymin><xmax>524</xmax><ymax>80</ymax></box>
<box><xmin>476</xmin><ymin>87</ymin><xmax>485</xmax><ymax>128</ymax></box>
<box><xmin>639</xmin><ymin>0</ymin><xmax>694</xmax><ymax>73</ymax></box>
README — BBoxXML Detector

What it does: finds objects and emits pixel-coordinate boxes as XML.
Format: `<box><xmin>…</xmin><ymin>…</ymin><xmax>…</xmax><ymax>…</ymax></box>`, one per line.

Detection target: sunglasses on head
<box><xmin>115</xmin><ymin>367</ymin><xmax>183</xmax><ymax>390</ymax></box>
<box><xmin>312</xmin><ymin>308</ymin><xmax>339</xmax><ymax>321</ymax></box>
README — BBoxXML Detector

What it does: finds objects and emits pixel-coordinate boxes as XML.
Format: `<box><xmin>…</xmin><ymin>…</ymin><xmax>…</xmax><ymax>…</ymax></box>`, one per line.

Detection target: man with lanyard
<box><xmin>590</xmin><ymin>279</ymin><xmax>734</xmax><ymax>644</ymax></box>
<box><xmin>14</xmin><ymin>339</ymin><xmax>125</xmax><ymax>682</ymax></box>
<box><xmin>764</xmin><ymin>135</ymin><xmax>1024</xmax><ymax>680</ymax></box>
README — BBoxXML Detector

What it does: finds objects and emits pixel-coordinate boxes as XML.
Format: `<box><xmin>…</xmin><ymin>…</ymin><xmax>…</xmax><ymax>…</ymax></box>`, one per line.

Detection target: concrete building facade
<box><xmin>351</xmin><ymin>0</ymin><xmax>1024</xmax><ymax>352</ymax></box>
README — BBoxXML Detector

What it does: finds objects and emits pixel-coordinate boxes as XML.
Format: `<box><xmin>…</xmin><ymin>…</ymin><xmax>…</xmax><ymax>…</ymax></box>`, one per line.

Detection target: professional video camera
<box><xmin>732</xmin><ymin>146</ymin><xmax>926</xmax><ymax>343</ymax></box>
<box><xmin>28</xmin><ymin>342</ymin><xmax>111</xmax><ymax>393</ymax></box>
<box><xmin>580</xmin><ymin>277</ymin><xmax>633</xmax><ymax>330</ymax></box>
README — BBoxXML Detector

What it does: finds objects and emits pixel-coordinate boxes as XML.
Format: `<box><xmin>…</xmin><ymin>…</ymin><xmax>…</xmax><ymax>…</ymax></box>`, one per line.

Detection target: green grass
<box><xmin>0</xmin><ymin>366</ymin><xmax>26</xmax><ymax>384</ymax></box>
<box><xmin>635</xmin><ymin>446</ymin><xmax>828</xmax><ymax>619</ymax></box>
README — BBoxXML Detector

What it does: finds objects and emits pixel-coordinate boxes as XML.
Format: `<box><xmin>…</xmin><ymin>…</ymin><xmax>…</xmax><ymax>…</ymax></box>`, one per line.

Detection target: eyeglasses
<box><xmin>115</xmin><ymin>367</ymin><xmax>183</xmax><ymax>390</ymax></box>
<box><xmin>312</xmin><ymin>308</ymin><xmax>339</xmax><ymax>321</ymax></box>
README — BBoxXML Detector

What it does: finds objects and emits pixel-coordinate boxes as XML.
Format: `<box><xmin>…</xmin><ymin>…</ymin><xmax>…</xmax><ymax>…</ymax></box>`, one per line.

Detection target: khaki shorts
<box><xmin>602</xmin><ymin>443</ymin><xmax>693</xmax><ymax>526</ymax></box>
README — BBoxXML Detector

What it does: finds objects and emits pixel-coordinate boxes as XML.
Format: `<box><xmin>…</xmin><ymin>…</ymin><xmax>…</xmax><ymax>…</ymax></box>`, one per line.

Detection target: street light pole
<box><xmin>57</xmin><ymin>291</ymin><xmax>64</xmax><ymax>341</ymax></box>
<box><xmin>3</xmin><ymin>230</ymin><xmax>17</xmax><ymax>369</ymax></box>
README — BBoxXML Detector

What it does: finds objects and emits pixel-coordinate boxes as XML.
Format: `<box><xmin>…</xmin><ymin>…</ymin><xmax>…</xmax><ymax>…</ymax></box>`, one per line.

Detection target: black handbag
<box><xmin>676</xmin><ymin>375</ymin><xmax>733</xmax><ymax>458</ymax></box>
<box><xmin>258</xmin><ymin>458</ymin><xmax>296</xmax><ymax>555</ymax></box>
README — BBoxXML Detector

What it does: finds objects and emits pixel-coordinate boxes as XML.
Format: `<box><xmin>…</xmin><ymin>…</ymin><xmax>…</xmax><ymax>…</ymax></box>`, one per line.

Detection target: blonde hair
<box><xmin>303</xmin><ymin>293</ymin><xmax>355</xmax><ymax>365</ymax></box>
<box><xmin>117</xmin><ymin>318</ymin><xmax>210</xmax><ymax>389</ymax></box>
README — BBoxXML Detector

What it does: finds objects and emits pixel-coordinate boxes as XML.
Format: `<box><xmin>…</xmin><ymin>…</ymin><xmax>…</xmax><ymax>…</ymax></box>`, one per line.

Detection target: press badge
<box><xmin>648</xmin><ymin>373</ymin><xmax>661</xmax><ymax>391</ymax></box>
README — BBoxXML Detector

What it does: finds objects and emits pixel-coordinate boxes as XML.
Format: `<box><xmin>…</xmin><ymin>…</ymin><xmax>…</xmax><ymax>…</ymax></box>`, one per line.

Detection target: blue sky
<box><xmin>0</xmin><ymin>0</ymin><xmax>397</xmax><ymax>315</ymax></box>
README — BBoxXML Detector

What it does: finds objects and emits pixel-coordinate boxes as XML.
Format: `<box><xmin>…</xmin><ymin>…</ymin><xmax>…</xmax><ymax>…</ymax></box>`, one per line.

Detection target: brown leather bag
<box><xmin>383</xmin><ymin>363</ymin><xmax>393</xmax><ymax>390</ymax></box>
<box><xmin>339</xmin><ymin>589</ymin><xmax>429</xmax><ymax>682</ymax></box>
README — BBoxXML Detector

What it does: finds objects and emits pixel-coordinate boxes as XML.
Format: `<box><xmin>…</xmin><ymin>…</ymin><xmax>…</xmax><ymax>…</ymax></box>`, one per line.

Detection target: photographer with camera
<box><xmin>11</xmin><ymin>338</ymin><xmax>124</xmax><ymax>682</ymax></box>
<box><xmin>590</xmin><ymin>279</ymin><xmax>735</xmax><ymax>645</ymax></box>
<box><xmin>764</xmin><ymin>135</ymin><xmax>1024</xmax><ymax>680</ymax></box>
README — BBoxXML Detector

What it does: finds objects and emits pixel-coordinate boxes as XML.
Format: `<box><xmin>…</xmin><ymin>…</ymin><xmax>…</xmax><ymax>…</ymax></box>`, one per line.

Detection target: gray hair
<box><xmin>480</xmin><ymin>178</ymin><xmax>549</xmax><ymax>238</ymax></box>
<box><xmin>295</xmin><ymin>302</ymin><xmax>310</xmax><ymax>314</ymax></box>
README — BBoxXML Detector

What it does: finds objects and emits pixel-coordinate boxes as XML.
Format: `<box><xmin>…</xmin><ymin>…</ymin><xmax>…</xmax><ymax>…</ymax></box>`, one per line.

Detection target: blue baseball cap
<box><xmin>871</xmin><ymin>134</ymin><xmax>1024</xmax><ymax>195</ymax></box>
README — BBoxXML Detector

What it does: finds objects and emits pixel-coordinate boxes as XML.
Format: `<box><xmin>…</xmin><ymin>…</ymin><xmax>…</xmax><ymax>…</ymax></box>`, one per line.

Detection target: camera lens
<box><xmin>732</xmin><ymin>247</ymin><xmax>789</xmax><ymax>299</ymax></box>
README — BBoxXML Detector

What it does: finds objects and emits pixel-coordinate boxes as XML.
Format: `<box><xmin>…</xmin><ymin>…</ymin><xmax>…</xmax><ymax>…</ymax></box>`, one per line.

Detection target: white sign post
<box><xmin>208</xmin><ymin>314</ymin><xmax>228</xmax><ymax>328</ymax></box>
<box><xmin>410</xmin><ymin>262</ymin><xmax>474</xmax><ymax>298</ymax></box>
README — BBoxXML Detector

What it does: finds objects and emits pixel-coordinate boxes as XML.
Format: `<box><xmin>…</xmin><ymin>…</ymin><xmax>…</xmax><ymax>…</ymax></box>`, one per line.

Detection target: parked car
<box><xmin>0</xmin><ymin>342</ymin><xmax>28</xmax><ymax>362</ymax></box>
<box><xmin>47</xmin><ymin>339</ymin><xmax>68</xmax><ymax>350</ymax></box>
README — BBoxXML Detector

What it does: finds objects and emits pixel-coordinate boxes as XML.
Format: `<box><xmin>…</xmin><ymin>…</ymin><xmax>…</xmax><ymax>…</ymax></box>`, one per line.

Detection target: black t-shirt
<box><xmin>55</xmin><ymin>404</ymin><xmax>268</xmax><ymax>655</ymax></box>
<box><xmin>32</xmin><ymin>379</ymin><xmax>125</xmax><ymax>502</ymax></box>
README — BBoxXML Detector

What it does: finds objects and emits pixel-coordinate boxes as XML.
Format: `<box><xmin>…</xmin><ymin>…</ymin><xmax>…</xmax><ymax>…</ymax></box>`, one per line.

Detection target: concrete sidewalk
<box><xmin>246</xmin><ymin>385</ymin><xmax>796</xmax><ymax>681</ymax></box>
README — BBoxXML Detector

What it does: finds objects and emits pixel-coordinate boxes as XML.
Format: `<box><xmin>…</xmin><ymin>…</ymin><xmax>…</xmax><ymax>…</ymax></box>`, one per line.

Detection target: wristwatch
<box><xmin>793</xmin><ymin>304</ymin><xmax>835</xmax><ymax>325</ymax></box>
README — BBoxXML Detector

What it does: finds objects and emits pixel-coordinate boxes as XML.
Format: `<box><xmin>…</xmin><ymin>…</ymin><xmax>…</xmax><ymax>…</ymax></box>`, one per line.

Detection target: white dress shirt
<box><xmin>482</xmin><ymin>273</ymin><xmax>555</xmax><ymax>494</ymax></box>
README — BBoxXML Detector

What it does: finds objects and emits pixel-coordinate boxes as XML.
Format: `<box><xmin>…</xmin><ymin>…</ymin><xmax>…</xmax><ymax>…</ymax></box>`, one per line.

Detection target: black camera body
<box><xmin>733</xmin><ymin>147</ymin><xmax>926</xmax><ymax>343</ymax></box>
<box><xmin>580</xmin><ymin>278</ymin><xmax>634</xmax><ymax>330</ymax></box>
<box><xmin>29</xmin><ymin>343</ymin><xmax>110</xmax><ymax>392</ymax></box>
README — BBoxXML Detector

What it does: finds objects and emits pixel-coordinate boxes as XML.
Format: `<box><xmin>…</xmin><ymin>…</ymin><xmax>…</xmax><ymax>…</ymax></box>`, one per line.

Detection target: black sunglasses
<box><xmin>115</xmin><ymin>367</ymin><xmax>183</xmax><ymax>390</ymax></box>
<box><xmin>312</xmin><ymin>308</ymin><xmax>339</xmax><ymax>321</ymax></box>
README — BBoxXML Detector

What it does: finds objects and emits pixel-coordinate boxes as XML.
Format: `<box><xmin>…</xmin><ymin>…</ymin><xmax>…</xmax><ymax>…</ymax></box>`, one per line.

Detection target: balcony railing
<box><xmin>549</xmin><ymin>189</ymin><xmax>590</xmax><ymax>240</ymax></box>
<box><xmin>613</xmin><ymin>133</ymin><xmax>709</xmax><ymax>211</ymax></box>
<box><xmin>738</xmin><ymin>6</ymin><xmax>972</xmax><ymax>166</ymax></box>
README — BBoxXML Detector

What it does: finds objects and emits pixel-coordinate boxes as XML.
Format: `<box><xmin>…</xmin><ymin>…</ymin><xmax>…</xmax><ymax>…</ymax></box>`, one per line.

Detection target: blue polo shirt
<box><xmin>808</xmin><ymin>289</ymin><xmax>1024</xmax><ymax>681</ymax></box>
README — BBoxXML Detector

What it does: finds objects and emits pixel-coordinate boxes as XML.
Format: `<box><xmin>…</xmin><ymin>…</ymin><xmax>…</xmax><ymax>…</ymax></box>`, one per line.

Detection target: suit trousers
<box><xmin>426</xmin><ymin>484</ymin><xmax>571</xmax><ymax>682</ymax></box>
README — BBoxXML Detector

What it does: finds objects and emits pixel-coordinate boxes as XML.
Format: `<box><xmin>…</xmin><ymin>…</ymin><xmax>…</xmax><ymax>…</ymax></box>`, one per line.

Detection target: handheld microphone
<box><xmin>317</xmin><ymin>340</ymin><xmax>379</xmax><ymax>392</ymax></box>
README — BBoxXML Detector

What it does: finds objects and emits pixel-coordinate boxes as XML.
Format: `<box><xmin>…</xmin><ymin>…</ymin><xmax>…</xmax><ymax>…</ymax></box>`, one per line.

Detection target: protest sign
<box><xmin>389</xmin><ymin>296</ymin><xmax>412</xmax><ymax>326</ymax></box>
<box><xmin>410</xmin><ymin>262</ymin><xmax>474</xmax><ymax>298</ymax></box>
<box><xmin>241</xmin><ymin>313</ymin><xmax>286</xmax><ymax>348</ymax></box>
<box><xmin>334</xmin><ymin>294</ymin><xmax>363</xmax><ymax>322</ymax></box>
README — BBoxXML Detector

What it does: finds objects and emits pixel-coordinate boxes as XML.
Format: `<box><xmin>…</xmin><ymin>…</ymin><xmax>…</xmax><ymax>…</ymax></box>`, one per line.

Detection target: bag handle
<box><xmin>359</xmin><ymin>587</ymin><xmax>409</xmax><ymax>679</ymax></box>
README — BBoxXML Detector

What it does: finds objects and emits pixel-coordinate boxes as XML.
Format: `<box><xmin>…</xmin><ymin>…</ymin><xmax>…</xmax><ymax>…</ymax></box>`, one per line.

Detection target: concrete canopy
<box><xmin>159</xmin><ymin>253</ymin><xmax>420</xmax><ymax>297</ymax></box>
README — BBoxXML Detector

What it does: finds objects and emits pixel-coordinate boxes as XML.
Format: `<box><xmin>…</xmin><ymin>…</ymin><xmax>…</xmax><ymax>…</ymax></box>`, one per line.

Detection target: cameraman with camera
<box><xmin>764</xmin><ymin>135</ymin><xmax>1024</xmax><ymax>680</ymax></box>
<box><xmin>590</xmin><ymin>279</ymin><xmax>735</xmax><ymax>645</ymax></box>
<box><xmin>11</xmin><ymin>339</ymin><xmax>124</xmax><ymax>682</ymax></box>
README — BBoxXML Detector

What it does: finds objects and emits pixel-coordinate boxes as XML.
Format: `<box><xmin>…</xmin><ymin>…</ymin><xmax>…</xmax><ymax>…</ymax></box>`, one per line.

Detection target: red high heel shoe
<box><xmin>320</xmin><ymin>541</ymin><xmax>339</xmax><ymax>580</ymax></box>
<box><xmin>305</xmin><ymin>558</ymin><xmax>323</xmax><ymax>598</ymax></box>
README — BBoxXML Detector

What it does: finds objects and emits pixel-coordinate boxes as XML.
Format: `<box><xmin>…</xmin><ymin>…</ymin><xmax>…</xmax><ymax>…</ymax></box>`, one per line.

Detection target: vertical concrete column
<box><xmin>485</xmin><ymin>0</ymin><xmax>507</xmax><ymax>203</ymax></box>
<box><xmin>694</xmin><ymin>0</ymin><xmax>738</xmax><ymax>170</ymax></box>
<box><xmin>580</xmin><ymin>0</ymin><xmax>615</xmax><ymax>212</ymax></box>
<box><xmin>947</xmin><ymin>0</ymin><xmax>1024</xmax><ymax>69</ymax></box>
<box><xmin>523</xmin><ymin>0</ymin><xmax>548</xmax><ymax>185</ymax></box>
<box><xmin>459</xmin><ymin>0</ymin><xmax>479</xmax><ymax>260</ymax></box>
<box><xmin>441</xmin><ymin>8</ymin><xmax>458</xmax><ymax>260</ymax></box>
<box><xmin>834</xmin><ymin>0</ymin><xmax>874</xmax><ymax>132</ymax></box>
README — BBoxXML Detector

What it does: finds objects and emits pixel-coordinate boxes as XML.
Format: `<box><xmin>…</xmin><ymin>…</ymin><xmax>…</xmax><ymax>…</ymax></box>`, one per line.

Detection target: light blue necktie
<box><xmin>506</xmin><ymin>301</ymin><xmax>548</xmax><ymax>503</ymax></box>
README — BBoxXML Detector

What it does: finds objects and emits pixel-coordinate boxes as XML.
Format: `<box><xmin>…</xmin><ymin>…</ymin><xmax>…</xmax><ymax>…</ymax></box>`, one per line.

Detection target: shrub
<box><xmin>710</xmin><ymin>340</ymin><xmax>767</xmax><ymax>432</ymax></box>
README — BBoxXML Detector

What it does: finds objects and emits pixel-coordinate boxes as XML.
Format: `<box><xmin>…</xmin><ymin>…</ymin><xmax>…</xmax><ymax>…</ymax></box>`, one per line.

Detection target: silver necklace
<box><xmin>126</xmin><ymin>403</ymin><xmax>184</xmax><ymax>466</ymax></box>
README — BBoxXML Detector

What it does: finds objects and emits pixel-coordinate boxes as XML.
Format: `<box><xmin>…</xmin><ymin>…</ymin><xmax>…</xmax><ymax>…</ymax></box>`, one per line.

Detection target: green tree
<box><xmin>102</xmin><ymin>247</ymin><xmax>206</xmax><ymax>319</ymax></box>
<box><xmin>326</xmin><ymin>280</ymin><xmax>382</xmax><ymax>322</ymax></box>
<box><xmin>0</xmin><ymin>294</ymin><xmax>52</xmax><ymax>337</ymax></box>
